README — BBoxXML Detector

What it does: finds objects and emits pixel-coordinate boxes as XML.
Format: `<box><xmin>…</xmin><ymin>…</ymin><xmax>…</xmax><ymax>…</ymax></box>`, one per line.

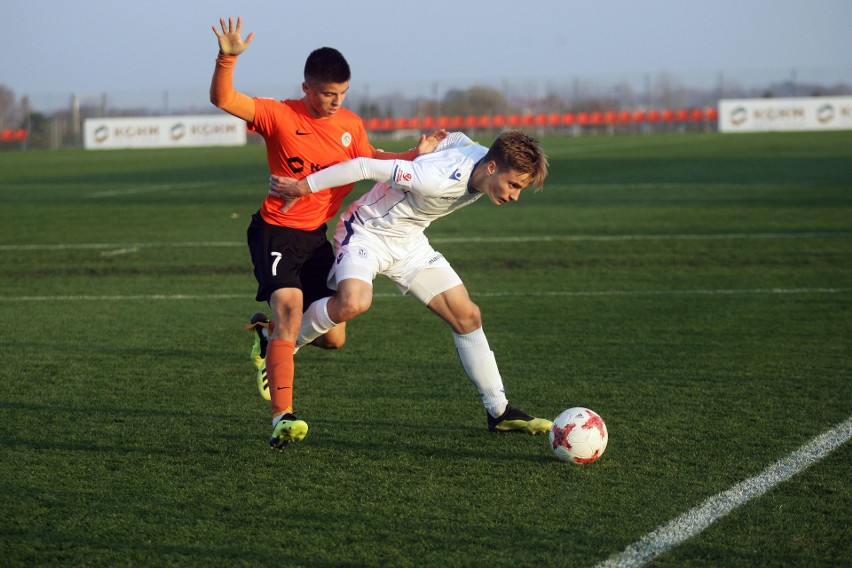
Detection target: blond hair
<box><xmin>484</xmin><ymin>130</ymin><xmax>549</xmax><ymax>190</ymax></box>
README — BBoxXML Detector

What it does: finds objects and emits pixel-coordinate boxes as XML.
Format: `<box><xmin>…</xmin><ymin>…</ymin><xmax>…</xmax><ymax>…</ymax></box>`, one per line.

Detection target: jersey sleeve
<box><xmin>434</xmin><ymin>131</ymin><xmax>475</xmax><ymax>151</ymax></box>
<box><xmin>209</xmin><ymin>54</ymin><xmax>255</xmax><ymax>123</ymax></box>
<box><xmin>247</xmin><ymin>98</ymin><xmax>279</xmax><ymax>137</ymax></box>
<box><xmin>306</xmin><ymin>156</ymin><xmax>450</xmax><ymax>197</ymax></box>
<box><xmin>386</xmin><ymin>159</ymin><xmax>448</xmax><ymax>196</ymax></box>
<box><xmin>306</xmin><ymin>158</ymin><xmax>395</xmax><ymax>192</ymax></box>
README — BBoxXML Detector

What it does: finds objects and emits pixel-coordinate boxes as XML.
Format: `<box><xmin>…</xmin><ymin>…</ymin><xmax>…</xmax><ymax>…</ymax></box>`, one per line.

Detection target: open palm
<box><xmin>212</xmin><ymin>17</ymin><xmax>254</xmax><ymax>56</ymax></box>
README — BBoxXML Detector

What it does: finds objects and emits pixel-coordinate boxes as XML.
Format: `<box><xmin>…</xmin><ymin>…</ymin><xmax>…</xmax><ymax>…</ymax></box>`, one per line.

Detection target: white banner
<box><xmin>84</xmin><ymin>115</ymin><xmax>246</xmax><ymax>149</ymax></box>
<box><xmin>718</xmin><ymin>96</ymin><xmax>852</xmax><ymax>133</ymax></box>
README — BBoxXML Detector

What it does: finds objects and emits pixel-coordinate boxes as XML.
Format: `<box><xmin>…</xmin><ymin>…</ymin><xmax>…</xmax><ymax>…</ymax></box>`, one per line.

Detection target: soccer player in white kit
<box><xmin>269</xmin><ymin>130</ymin><xmax>551</xmax><ymax>434</ymax></box>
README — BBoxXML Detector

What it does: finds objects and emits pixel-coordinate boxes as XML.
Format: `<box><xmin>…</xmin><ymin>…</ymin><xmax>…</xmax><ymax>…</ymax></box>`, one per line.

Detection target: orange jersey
<box><xmin>250</xmin><ymin>98</ymin><xmax>375</xmax><ymax>230</ymax></box>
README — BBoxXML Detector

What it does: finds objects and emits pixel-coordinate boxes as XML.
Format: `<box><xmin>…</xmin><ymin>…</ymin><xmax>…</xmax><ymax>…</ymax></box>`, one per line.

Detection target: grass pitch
<box><xmin>1</xmin><ymin>131</ymin><xmax>850</xmax><ymax>567</ymax></box>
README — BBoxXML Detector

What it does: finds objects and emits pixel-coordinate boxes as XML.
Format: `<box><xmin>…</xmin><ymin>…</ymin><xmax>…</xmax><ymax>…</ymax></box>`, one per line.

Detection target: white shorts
<box><xmin>330</xmin><ymin>215</ymin><xmax>462</xmax><ymax>305</ymax></box>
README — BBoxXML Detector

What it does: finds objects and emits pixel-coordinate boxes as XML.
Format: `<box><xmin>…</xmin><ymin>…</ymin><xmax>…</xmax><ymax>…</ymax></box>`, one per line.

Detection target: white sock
<box><xmin>453</xmin><ymin>327</ymin><xmax>508</xmax><ymax>418</ymax></box>
<box><xmin>297</xmin><ymin>297</ymin><xmax>338</xmax><ymax>349</ymax></box>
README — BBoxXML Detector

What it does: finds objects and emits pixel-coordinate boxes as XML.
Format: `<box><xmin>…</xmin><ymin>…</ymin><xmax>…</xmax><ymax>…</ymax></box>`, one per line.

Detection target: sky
<box><xmin>2</xmin><ymin>0</ymin><xmax>851</xmax><ymax>104</ymax></box>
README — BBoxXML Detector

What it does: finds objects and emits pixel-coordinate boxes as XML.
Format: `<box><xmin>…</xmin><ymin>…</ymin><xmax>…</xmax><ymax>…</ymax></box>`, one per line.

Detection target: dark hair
<box><xmin>304</xmin><ymin>47</ymin><xmax>351</xmax><ymax>84</ymax></box>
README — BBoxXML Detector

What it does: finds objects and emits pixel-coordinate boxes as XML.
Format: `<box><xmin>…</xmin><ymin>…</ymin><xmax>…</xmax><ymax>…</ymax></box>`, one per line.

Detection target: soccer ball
<box><xmin>549</xmin><ymin>407</ymin><xmax>608</xmax><ymax>464</ymax></box>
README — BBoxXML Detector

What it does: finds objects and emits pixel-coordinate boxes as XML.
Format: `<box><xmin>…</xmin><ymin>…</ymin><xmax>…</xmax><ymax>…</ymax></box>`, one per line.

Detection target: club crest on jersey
<box><xmin>393</xmin><ymin>165</ymin><xmax>413</xmax><ymax>183</ymax></box>
<box><xmin>341</xmin><ymin>132</ymin><xmax>352</xmax><ymax>147</ymax></box>
<box><xmin>449</xmin><ymin>169</ymin><xmax>463</xmax><ymax>181</ymax></box>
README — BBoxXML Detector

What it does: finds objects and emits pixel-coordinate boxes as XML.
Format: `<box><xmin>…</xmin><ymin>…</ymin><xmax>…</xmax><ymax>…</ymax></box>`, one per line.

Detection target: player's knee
<box><xmin>336</xmin><ymin>293</ymin><xmax>371</xmax><ymax>322</ymax></box>
<box><xmin>468</xmin><ymin>303</ymin><xmax>483</xmax><ymax>328</ymax></box>
<box><xmin>456</xmin><ymin>302</ymin><xmax>482</xmax><ymax>333</ymax></box>
<box><xmin>337</xmin><ymin>301</ymin><xmax>369</xmax><ymax>322</ymax></box>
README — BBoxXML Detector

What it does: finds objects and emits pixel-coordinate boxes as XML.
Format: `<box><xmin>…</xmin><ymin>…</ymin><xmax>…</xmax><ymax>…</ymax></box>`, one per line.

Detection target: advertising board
<box><xmin>84</xmin><ymin>115</ymin><xmax>246</xmax><ymax>149</ymax></box>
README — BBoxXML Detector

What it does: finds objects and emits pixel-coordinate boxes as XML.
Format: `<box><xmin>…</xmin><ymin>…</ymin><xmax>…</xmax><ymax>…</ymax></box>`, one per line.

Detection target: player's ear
<box><xmin>302</xmin><ymin>82</ymin><xmax>310</xmax><ymax>95</ymax></box>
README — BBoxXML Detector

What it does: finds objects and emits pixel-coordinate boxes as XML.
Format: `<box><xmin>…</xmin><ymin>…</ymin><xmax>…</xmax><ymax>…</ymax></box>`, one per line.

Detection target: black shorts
<box><xmin>246</xmin><ymin>212</ymin><xmax>335</xmax><ymax>307</ymax></box>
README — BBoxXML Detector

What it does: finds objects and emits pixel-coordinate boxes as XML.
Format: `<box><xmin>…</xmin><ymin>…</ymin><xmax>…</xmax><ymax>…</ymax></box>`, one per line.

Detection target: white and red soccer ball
<box><xmin>549</xmin><ymin>407</ymin><xmax>608</xmax><ymax>464</ymax></box>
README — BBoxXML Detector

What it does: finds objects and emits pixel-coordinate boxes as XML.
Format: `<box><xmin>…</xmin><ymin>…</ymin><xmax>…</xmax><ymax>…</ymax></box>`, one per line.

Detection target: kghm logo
<box><xmin>170</xmin><ymin>123</ymin><xmax>186</xmax><ymax>141</ymax></box>
<box><xmin>730</xmin><ymin>107</ymin><xmax>748</xmax><ymax>126</ymax></box>
<box><xmin>817</xmin><ymin>104</ymin><xmax>835</xmax><ymax>124</ymax></box>
<box><xmin>94</xmin><ymin>125</ymin><xmax>109</xmax><ymax>143</ymax></box>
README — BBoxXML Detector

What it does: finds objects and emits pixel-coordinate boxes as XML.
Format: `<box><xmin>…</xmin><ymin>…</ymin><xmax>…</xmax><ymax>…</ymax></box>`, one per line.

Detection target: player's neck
<box><xmin>468</xmin><ymin>159</ymin><xmax>487</xmax><ymax>193</ymax></box>
<box><xmin>302</xmin><ymin>97</ymin><xmax>321</xmax><ymax>118</ymax></box>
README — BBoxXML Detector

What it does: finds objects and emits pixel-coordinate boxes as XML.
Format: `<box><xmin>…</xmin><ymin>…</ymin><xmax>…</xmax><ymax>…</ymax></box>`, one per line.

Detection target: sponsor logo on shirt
<box><xmin>449</xmin><ymin>169</ymin><xmax>463</xmax><ymax>181</ymax></box>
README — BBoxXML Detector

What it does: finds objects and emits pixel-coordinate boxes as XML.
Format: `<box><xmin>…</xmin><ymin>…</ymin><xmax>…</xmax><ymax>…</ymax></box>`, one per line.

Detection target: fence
<box><xmin>362</xmin><ymin>108</ymin><xmax>718</xmax><ymax>135</ymax></box>
<box><xmin>4</xmin><ymin>66</ymin><xmax>850</xmax><ymax>149</ymax></box>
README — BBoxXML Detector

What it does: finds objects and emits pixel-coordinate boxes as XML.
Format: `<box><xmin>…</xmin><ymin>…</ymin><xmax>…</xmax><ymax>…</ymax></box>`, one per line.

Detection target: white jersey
<box><xmin>307</xmin><ymin>132</ymin><xmax>486</xmax><ymax>238</ymax></box>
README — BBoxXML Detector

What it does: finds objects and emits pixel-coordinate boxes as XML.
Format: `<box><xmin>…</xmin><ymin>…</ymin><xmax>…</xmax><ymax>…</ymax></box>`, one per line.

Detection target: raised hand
<box><xmin>212</xmin><ymin>17</ymin><xmax>254</xmax><ymax>56</ymax></box>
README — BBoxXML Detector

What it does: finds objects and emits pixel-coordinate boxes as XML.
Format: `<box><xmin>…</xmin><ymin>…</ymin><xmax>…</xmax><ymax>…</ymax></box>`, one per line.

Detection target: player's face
<box><xmin>481</xmin><ymin>166</ymin><xmax>532</xmax><ymax>206</ymax></box>
<box><xmin>303</xmin><ymin>80</ymin><xmax>349</xmax><ymax>118</ymax></box>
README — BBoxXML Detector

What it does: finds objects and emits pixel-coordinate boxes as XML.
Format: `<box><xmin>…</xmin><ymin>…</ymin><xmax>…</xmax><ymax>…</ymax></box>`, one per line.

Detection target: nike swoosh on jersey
<box><xmin>296</xmin><ymin>130</ymin><xmax>312</xmax><ymax>135</ymax></box>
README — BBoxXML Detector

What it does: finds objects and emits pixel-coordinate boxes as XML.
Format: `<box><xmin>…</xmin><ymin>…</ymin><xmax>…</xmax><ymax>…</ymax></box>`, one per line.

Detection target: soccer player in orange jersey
<box><xmin>210</xmin><ymin>17</ymin><xmax>445</xmax><ymax>449</ymax></box>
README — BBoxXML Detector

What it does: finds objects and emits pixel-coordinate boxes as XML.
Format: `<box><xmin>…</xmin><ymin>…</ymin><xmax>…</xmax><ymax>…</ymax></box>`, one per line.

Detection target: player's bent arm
<box><xmin>372</xmin><ymin>129</ymin><xmax>449</xmax><ymax>161</ymax></box>
<box><xmin>209</xmin><ymin>54</ymin><xmax>255</xmax><ymax>122</ymax></box>
<box><xmin>374</xmin><ymin>148</ymin><xmax>417</xmax><ymax>161</ymax></box>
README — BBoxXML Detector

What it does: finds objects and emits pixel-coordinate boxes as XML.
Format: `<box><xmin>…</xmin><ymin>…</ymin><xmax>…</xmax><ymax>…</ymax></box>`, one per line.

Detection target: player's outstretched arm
<box><xmin>209</xmin><ymin>17</ymin><xmax>256</xmax><ymax>122</ymax></box>
<box><xmin>269</xmin><ymin>157</ymin><xmax>398</xmax><ymax>199</ymax></box>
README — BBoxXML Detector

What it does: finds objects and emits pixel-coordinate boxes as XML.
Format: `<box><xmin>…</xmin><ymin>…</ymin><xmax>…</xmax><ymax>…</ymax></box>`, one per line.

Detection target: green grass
<box><xmin>1</xmin><ymin>131</ymin><xmax>850</xmax><ymax>567</ymax></box>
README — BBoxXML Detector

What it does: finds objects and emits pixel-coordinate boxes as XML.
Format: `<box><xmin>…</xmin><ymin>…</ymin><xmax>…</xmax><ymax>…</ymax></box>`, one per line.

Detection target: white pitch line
<box><xmin>86</xmin><ymin>177</ymin><xmax>261</xmax><ymax>198</ymax></box>
<box><xmin>431</xmin><ymin>231</ymin><xmax>852</xmax><ymax>244</ymax></box>
<box><xmin>87</xmin><ymin>182</ymin><xmax>217</xmax><ymax>198</ymax></box>
<box><xmin>0</xmin><ymin>287</ymin><xmax>848</xmax><ymax>302</ymax></box>
<box><xmin>99</xmin><ymin>247</ymin><xmax>140</xmax><ymax>257</ymax></box>
<box><xmin>0</xmin><ymin>241</ymin><xmax>245</xmax><ymax>252</ymax></box>
<box><xmin>595</xmin><ymin>415</ymin><xmax>852</xmax><ymax>568</ymax></box>
<box><xmin>0</xmin><ymin>232</ymin><xmax>849</xmax><ymax>252</ymax></box>
<box><xmin>471</xmin><ymin>287</ymin><xmax>852</xmax><ymax>298</ymax></box>
<box><xmin>0</xmin><ymin>293</ymin><xmax>249</xmax><ymax>302</ymax></box>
